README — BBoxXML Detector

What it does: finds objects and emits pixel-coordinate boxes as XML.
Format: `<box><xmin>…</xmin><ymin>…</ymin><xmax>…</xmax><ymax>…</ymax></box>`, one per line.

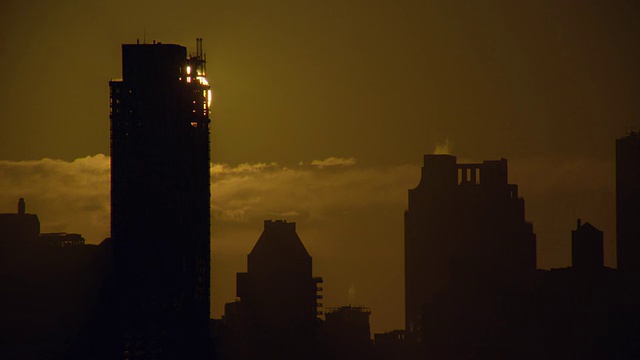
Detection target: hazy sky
<box><xmin>1</xmin><ymin>0</ymin><xmax>639</xmax><ymax>333</ymax></box>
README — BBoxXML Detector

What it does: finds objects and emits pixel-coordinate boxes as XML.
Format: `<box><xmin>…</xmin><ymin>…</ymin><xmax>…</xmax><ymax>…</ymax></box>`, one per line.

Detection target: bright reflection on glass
<box><xmin>195</xmin><ymin>76</ymin><xmax>213</xmax><ymax>107</ymax></box>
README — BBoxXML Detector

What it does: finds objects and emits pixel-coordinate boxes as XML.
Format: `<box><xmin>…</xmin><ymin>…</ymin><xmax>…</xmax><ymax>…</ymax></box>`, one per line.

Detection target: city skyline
<box><xmin>2</xmin><ymin>0</ymin><xmax>640</xmax><ymax>334</ymax></box>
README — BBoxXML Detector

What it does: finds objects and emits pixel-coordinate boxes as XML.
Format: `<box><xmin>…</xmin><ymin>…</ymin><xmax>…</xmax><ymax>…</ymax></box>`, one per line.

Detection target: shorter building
<box><xmin>323</xmin><ymin>306</ymin><xmax>372</xmax><ymax>360</ymax></box>
<box><xmin>0</xmin><ymin>198</ymin><xmax>40</xmax><ymax>250</ymax></box>
<box><xmin>572</xmin><ymin>219</ymin><xmax>604</xmax><ymax>271</ymax></box>
<box><xmin>373</xmin><ymin>330</ymin><xmax>413</xmax><ymax>360</ymax></box>
<box><xmin>0</xmin><ymin>199</ymin><xmax>112</xmax><ymax>359</ymax></box>
<box><xmin>517</xmin><ymin>220</ymin><xmax>639</xmax><ymax>360</ymax></box>
<box><xmin>225</xmin><ymin>220</ymin><xmax>323</xmax><ymax>360</ymax></box>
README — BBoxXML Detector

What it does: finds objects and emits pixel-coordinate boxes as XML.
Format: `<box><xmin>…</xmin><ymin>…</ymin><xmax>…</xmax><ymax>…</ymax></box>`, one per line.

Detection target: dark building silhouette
<box><xmin>572</xmin><ymin>219</ymin><xmax>604</xmax><ymax>271</ymax></box>
<box><xmin>373</xmin><ymin>330</ymin><xmax>410</xmax><ymax>360</ymax></box>
<box><xmin>532</xmin><ymin>221</ymin><xmax>640</xmax><ymax>360</ymax></box>
<box><xmin>323</xmin><ymin>305</ymin><xmax>372</xmax><ymax>360</ymax></box>
<box><xmin>617</xmin><ymin>131</ymin><xmax>640</xmax><ymax>272</ymax></box>
<box><xmin>40</xmin><ymin>232</ymin><xmax>86</xmax><ymax>247</ymax></box>
<box><xmin>109</xmin><ymin>39</ymin><xmax>211</xmax><ymax>357</ymax></box>
<box><xmin>0</xmin><ymin>197</ymin><xmax>40</xmax><ymax>248</ymax></box>
<box><xmin>404</xmin><ymin>155</ymin><xmax>536</xmax><ymax>338</ymax></box>
<box><xmin>225</xmin><ymin>220</ymin><xmax>323</xmax><ymax>359</ymax></box>
<box><xmin>0</xmin><ymin>199</ymin><xmax>111</xmax><ymax>359</ymax></box>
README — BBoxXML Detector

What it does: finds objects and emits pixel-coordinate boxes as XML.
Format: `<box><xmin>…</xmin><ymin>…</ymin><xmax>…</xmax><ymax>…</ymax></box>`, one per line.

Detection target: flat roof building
<box><xmin>109</xmin><ymin>39</ymin><xmax>212</xmax><ymax>358</ymax></box>
<box><xmin>616</xmin><ymin>131</ymin><xmax>640</xmax><ymax>272</ymax></box>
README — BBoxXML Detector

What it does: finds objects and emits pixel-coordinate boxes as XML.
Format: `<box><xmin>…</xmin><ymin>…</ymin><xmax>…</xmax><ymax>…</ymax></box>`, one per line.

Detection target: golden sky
<box><xmin>1</xmin><ymin>0</ymin><xmax>639</xmax><ymax>333</ymax></box>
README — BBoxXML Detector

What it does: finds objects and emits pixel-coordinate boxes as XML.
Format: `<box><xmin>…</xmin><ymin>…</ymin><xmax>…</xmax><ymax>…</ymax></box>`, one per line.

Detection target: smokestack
<box><xmin>18</xmin><ymin>198</ymin><xmax>25</xmax><ymax>215</ymax></box>
<box><xmin>577</xmin><ymin>218</ymin><xmax>582</xmax><ymax>228</ymax></box>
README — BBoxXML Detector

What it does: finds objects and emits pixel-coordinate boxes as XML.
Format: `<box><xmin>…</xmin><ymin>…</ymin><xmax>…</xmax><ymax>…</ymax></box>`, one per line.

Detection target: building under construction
<box><xmin>109</xmin><ymin>39</ymin><xmax>212</xmax><ymax>358</ymax></box>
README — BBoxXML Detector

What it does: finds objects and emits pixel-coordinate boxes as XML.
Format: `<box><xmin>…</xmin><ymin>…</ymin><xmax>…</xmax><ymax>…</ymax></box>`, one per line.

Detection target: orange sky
<box><xmin>1</xmin><ymin>0</ymin><xmax>639</xmax><ymax>333</ymax></box>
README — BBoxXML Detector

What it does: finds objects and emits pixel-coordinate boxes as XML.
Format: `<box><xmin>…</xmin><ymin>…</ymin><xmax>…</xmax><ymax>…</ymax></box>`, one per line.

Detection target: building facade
<box><xmin>109</xmin><ymin>39</ymin><xmax>211</xmax><ymax>357</ymax></box>
<box><xmin>0</xmin><ymin>199</ymin><xmax>110</xmax><ymax>359</ymax></box>
<box><xmin>404</xmin><ymin>155</ymin><xmax>536</xmax><ymax>338</ymax></box>
<box><xmin>572</xmin><ymin>220</ymin><xmax>604</xmax><ymax>271</ymax></box>
<box><xmin>323</xmin><ymin>306</ymin><xmax>372</xmax><ymax>360</ymax></box>
<box><xmin>616</xmin><ymin>131</ymin><xmax>640</xmax><ymax>272</ymax></box>
<box><xmin>228</xmin><ymin>220</ymin><xmax>323</xmax><ymax>359</ymax></box>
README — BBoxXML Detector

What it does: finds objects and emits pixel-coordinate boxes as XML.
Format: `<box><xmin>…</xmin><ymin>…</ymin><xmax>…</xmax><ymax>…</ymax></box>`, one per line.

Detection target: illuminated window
<box><xmin>191</xmin><ymin>122</ymin><xmax>198</xmax><ymax>128</ymax></box>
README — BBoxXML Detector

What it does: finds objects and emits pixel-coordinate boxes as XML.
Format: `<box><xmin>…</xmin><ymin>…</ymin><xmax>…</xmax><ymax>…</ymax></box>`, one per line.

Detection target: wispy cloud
<box><xmin>0</xmin><ymin>155</ymin><xmax>416</xmax><ymax>244</ymax></box>
<box><xmin>310</xmin><ymin>157</ymin><xmax>358</xmax><ymax>168</ymax></box>
<box><xmin>212</xmin><ymin>158</ymin><xmax>415</xmax><ymax>225</ymax></box>
<box><xmin>0</xmin><ymin>155</ymin><xmax>110</xmax><ymax>243</ymax></box>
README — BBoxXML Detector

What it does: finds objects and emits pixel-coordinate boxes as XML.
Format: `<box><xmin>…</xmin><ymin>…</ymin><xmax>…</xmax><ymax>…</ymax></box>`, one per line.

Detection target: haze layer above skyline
<box><xmin>1</xmin><ymin>0</ymin><xmax>639</xmax><ymax>333</ymax></box>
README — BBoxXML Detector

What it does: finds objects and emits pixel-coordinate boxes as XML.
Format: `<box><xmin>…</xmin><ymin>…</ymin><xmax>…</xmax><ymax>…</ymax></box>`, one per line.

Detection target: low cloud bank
<box><xmin>0</xmin><ymin>154</ymin><xmax>616</xmax><ymax>332</ymax></box>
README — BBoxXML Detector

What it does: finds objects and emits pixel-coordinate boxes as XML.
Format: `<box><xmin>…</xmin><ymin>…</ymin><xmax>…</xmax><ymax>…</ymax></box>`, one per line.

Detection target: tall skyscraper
<box><xmin>404</xmin><ymin>155</ymin><xmax>536</xmax><ymax>337</ymax></box>
<box><xmin>109</xmin><ymin>39</ymin><xmax>211</xmax><ymax>357</ymax></box>
<box><xmin>616</xmin><ymin>131</ymin><xmax>640</xmax><ymax>272</ymax></box>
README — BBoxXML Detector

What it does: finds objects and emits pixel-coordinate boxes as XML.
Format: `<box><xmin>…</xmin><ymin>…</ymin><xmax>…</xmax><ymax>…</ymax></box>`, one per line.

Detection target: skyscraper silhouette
<box><xmin>228</xmin><ymin>220</ymin><xmax>323</xmax><ymax>359</ymax></box>
<box><xmin>404</xmin><ymin>155</ymin><xmax>536</xmax><ymax>339</ymax></box>
<box><xmin>109</xmin><ymin>39</ymin><xmax>211</xmax><ymax>358</ymax></box>
<box><xmin>616</xmin><ymin>131</ymin><xmax>640</xmax><ymax>272</ymax></box>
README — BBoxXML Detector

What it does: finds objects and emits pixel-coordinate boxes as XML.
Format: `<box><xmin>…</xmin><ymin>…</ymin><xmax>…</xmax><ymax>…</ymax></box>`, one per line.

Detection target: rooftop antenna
<box><xmin>196</xmin><ymin>38</ymin><xmax>205</xmax><ymax>75</ymax></box>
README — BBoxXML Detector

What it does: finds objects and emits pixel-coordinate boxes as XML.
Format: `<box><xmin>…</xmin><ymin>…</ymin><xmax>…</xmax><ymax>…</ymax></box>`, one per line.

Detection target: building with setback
<box><xmin>404</xmin><ymin>155</ymin><xmax>536</xmax><ymax>340</ymax></box>
<box><xmin>226</xmin><ymin>220</ymin><xmax>323</xmax><ymax>360</ymax></box>
<box><xmin>109</xmin><ymin>39</ymin><xmax>211</xmax><ymax>358</ymax></box>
